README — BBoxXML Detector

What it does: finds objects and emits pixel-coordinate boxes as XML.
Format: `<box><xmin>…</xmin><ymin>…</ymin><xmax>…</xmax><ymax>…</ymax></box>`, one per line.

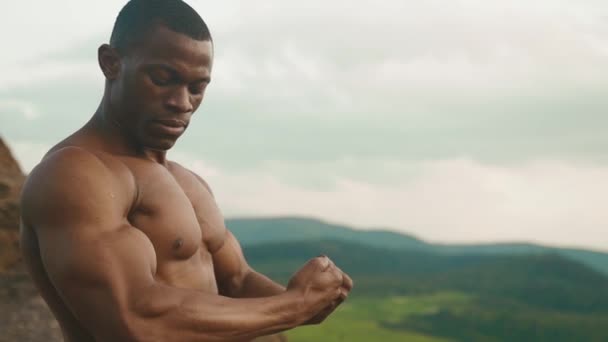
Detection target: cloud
<box><xmin>210</xmin><ymin>0</ymin><xmax>608</xmax><ymax>95</ymax></box>
<box><xmin>0</xmin><ymin>100</ymin><xmax>40</xmax><ymax>121</ymax></box>
<box><xmin>9</xmin><ymin>141</ymin><xmax>50</xmax><ymax>173</ymax></box>
<box><xmin>174</xmin><ymin>151</ymin><xmax>608</xmax><ymax>251</ymax></box>
<box><xmin>0</xmin><ymin>1</ymin><xmax>123</xmax><ymax>66</ymax></box>
<box><xmin>0</xmin><ymin>61</ymin><xmax>100</xmax><ymax>91</ymax></box>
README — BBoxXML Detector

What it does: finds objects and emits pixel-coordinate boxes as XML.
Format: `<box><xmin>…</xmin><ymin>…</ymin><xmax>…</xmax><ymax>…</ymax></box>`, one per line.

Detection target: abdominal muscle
<box><xmin>154</xmin><ymin>247</ymin><xmax>219</xmax><ymax>294</ymax></box>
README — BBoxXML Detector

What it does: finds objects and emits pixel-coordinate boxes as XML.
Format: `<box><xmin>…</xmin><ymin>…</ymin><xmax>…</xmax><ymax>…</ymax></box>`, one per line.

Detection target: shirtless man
<box><xmin>19</xmin><ymin>1</ymin><xmax>352</xmax><ymax>341</ymax></box>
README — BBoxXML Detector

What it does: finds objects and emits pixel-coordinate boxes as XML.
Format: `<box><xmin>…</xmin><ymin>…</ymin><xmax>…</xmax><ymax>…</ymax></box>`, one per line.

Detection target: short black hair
<box><xmin>110</xmin><ymin>0</ymin><xmax>212</xmax><ymax>53</ymax></box>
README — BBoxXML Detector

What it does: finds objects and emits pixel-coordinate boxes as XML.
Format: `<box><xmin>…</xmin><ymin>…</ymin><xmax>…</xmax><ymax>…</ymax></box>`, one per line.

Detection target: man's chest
<box><xmin>118</xmin><ymin>158</ymin><xmax>226</xmax><ymax>264</ymax></box>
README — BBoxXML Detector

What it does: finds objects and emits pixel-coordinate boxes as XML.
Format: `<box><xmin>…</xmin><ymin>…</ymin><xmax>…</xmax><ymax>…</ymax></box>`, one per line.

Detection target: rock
<box><xmin>0</xmin><ymin>137</ymin><xmax>26</xmax><ymax>272</ymax></box>
<box><xmin>0</xmin><ymin>137</ymin><xmax>61</xmax><ymax>341</ymax></box>
<box><xmin>0</xmin><ymin>272</ymin><xmax>62</xmax><ymax>342</ymax></box>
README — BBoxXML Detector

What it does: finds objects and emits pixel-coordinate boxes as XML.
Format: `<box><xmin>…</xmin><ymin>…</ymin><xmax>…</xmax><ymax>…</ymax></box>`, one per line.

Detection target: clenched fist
<box><xmin>286</xmin><ymin>256</ymin><xmax>353</xmax><ymax>324</ymax></box>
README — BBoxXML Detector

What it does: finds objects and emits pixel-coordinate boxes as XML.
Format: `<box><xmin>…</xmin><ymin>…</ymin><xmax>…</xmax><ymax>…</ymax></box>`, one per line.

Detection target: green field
<box><xmin>286</xmin><ymin>290</ymin><xmax>608</xmax><ymax>342</ymax></box>
<box><xmin>236</xmin><ymin>219</ymin><xmax>608</xmax><ymax>341</ymax></box>
<box><xmin>287</xmin><ymin>292</ymin><xmax>470</xmax><ymax>342</ymax></box>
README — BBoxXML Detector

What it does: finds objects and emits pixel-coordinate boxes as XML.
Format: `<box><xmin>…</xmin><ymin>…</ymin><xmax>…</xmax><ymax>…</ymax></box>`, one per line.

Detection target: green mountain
<box><xmin>241</xmin><ymin>239</ymin><xmax>608</xmax><ymax>342</ymax></box>
<box><xmin>227</xmin><ymin>216</ymin><xmax>608</xmax><ymax>275</ymax></box>
<box><xmin>243</xmin><ymin>240</ymin><xmax>608</xmax><ymax>313</ymax></box>
<box><xmin>228</xmin><ymin>217</ymin><xmax>608</xmax><ymax>341</ymax></box>
<box><xmin>227</xmin><ymin>216</ymin><xmax>427</xmax><ymax>249</ymax></box>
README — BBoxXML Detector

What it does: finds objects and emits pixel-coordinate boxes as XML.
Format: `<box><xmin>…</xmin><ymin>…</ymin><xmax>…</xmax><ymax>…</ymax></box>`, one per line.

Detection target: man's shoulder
<box><xmin>167</xmin><ymin>160</ymin><xmax>214</xmax><ymax>196</ymax></box>
<box><xmin>21</xmin><ymin>146</ymin><xmax>136</xmax><ymax>224</ymax></box>
<box><xmin>35</xmin><ymin>145</ymin><xmax>124</xmax><ymax>182</ymax></box>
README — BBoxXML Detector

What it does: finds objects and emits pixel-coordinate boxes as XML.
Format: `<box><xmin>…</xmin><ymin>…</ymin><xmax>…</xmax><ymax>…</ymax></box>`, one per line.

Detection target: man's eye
<box><xmin>189</xmin><ymin>83</ymin><xmax>206</xmax><ymax>94</ymax></box>
<box><xmin>149</xmin><ymin>72</ymin><xmax>172</xmax><ymax>86</ymax></box>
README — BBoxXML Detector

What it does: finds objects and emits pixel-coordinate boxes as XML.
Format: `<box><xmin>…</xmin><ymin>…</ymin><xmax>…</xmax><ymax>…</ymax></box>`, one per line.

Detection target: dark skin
<box><xmin>20</xmin><ymin>24</ymin><xmax>352</xmax><ymax>342</ymax></box>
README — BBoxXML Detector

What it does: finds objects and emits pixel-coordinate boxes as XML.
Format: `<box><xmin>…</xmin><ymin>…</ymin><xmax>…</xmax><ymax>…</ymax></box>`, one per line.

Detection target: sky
<box><xmin>1</xmin><ymin>0</ymin><xmax>607</xmax><ymax>251</ymax></box>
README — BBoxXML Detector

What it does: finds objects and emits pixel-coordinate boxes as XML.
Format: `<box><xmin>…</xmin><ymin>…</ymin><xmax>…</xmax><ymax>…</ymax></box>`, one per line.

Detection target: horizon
<box><xmin>1</xmin><ymin>0</ymin><xmax>607</xmax><ymax>251</ymax></box>
<box><xmin>223</xmin><ymin>214</ymin><xmax>608</xmax><ymax>254</ymax></box>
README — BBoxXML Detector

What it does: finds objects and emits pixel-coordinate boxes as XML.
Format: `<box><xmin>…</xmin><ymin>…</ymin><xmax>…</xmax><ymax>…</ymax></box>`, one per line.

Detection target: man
<box><xmin>19</xmin><ymin>1</ymin><xmax>352</xmax><ymax>341</ymax></box>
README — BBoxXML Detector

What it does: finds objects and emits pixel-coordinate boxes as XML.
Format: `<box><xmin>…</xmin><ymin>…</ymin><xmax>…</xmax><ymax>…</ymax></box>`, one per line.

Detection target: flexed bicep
<box><xmin>21</xmin><ymin>147</ymin><xmax>158</xmax><ymax>341</ymax></box>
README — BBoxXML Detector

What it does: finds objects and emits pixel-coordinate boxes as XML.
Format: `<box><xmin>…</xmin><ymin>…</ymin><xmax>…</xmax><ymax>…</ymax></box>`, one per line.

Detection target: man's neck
<box><xmin>88</xmin><ymin>106</ymin><xmax>169</xmax><ymax>166</ymax></box>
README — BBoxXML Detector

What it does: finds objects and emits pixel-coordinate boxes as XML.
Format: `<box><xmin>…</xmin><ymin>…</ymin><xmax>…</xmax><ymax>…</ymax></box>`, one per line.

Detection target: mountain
<box><xmin>244</xmin><ymin>239</ymin><xmax>608</xmax><ymax>341</ymax></box>
<box><xmin>242</xmin><ymin>239</ymin><xmax>608</xmax><ymax>313</ymax></box>
<box><xmin>227</xmin><ymin>217</ymin><xmax>608</xmax><ymax>275</ymax></box>
<box><xmin>227</xmin><ymin>216</ymin><xmax>427</xmax><ymax>249</ymax></box>
<box><xmin>232</xmin><ymin>217</ymin><xmax>608</xmax><ymax>340</ymax></box>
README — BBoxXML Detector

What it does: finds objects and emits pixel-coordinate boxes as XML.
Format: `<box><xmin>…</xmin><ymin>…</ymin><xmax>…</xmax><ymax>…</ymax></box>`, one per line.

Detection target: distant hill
<box><xmin>227</xmin><ymin>216</ymin><xmax>427</xmax><ymax>249</ymax></box>
<box><xmin>227</xmin><ymin>217</ymin><xmax>608</xmax><ymax>275</ymax></box>
<box><xmin>244</xmin><ymin>239</ymin><xmax>608</xmax><ymax>341</ymax></box>
<box><xmin>242</xmin><ymin>239</ymin><xmax>608</xmax><ymax>313</ymax></box>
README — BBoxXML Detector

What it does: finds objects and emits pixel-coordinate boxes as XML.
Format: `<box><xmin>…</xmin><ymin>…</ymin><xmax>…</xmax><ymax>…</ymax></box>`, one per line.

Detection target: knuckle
<box><xmin>314</xmin><ymin>256</ymin><xmax>329</xmax><ymax>268</ymax></box>
<box><xmin>307</xmin><ymin>258</ymin><xmax>319</xmax><ymax>267</ymax></box>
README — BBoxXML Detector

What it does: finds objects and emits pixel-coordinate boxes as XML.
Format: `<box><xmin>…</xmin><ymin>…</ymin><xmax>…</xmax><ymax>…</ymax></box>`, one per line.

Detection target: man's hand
<box><xmin>286</xmin><ymin>256</ymin><xmax>353</xmax><ymax>325</ymax></box>
<box><xmin>305</xmin><ymin>260</ymin><xmax>353</xmax><ymax>325</ymax></box>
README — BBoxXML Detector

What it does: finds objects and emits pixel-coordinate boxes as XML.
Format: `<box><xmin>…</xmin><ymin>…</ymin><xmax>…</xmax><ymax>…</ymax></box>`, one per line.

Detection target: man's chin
<box><xmin>142</xmin><ymin>136</ymin><xmax>179</xmax><ymax>152</ymax></box>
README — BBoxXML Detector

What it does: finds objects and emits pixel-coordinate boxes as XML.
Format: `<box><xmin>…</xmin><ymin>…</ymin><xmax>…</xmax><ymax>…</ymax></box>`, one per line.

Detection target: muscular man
<box><xmin>19</xmin><ymin>1</ymin><xmax>352</xmax><ymax>341</ymax></box>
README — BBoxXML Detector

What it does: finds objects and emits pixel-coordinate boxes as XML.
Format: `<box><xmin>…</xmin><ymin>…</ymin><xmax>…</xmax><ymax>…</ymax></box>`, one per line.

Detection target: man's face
<box><xmin>109</xmin><ymin>25</ymin><xmax>213</xmax><ymax>151</ymax></box>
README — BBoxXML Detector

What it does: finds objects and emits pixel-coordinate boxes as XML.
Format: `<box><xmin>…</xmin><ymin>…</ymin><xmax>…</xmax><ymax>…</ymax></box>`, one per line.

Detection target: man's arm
<box><xmin>213</xmin><ymin>230</ymin><xmax>285</xmax><ymax>298</ymax></box>
<box><xmin>194</xmin><ymin>170</ymin><xmax>354</xmax><ymax>323</ymax></box>
<box><xmin>21</xmin><ymin>148</ymin><xmax>343</xmax><ymax>342</ymax></box>
<box><xmin>212</xmin><ymin>231</ymin><xmax>354</xmax><ymax>301</ymax></box>
<box><xmin>212</xmin><ymin>229</ymin><xmax>353</xmax><ymax>325</ymax></box>
<box><xmin>189</xmin><ymin>171</ymin><xmax>286</xmax><ymax>298</ymax></box>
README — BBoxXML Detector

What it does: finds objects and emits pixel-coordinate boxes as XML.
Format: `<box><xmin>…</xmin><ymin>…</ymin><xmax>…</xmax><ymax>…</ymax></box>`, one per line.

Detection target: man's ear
<box><xmin>98</xmin><ymin>44</ymin><xmax>121</xmax><ymax>80</ymax></box>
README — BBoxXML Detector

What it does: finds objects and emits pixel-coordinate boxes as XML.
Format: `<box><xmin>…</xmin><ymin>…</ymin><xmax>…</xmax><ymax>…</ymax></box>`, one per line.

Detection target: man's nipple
<box><xmin>172</xmin><ymin>238</ymin><xmax>184</xmax><ymax>250</ymax></box>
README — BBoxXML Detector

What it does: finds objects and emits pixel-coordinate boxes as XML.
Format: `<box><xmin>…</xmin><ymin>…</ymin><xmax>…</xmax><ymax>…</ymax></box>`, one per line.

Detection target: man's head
<box><xmin>110</xmin><ymin>0</ymin><xmax>212</xmax><ymax>54</ymax></box>
<box><xmin>99</xmin><ymin>0</ymin><xmax>213</xmax><ymax>151</ymax></box>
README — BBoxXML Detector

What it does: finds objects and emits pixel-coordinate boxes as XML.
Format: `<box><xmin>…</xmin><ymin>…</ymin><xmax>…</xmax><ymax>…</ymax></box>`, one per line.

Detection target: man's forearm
<box><xmin>132</xmin><ymin>282</ymin><xmax>304</xmax><ymax>342</ymax></box>
<box><xmin>232</xmin><ymin>271</ymin><xmax>286</xmax><ymax>298</ymax></box>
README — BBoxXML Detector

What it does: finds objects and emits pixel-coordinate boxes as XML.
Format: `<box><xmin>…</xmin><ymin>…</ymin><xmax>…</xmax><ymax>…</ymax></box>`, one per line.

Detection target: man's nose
<box><xmin>166</xmin><ymin>86</ymin><xmax>193</xmax><ymax>113</ymax></box>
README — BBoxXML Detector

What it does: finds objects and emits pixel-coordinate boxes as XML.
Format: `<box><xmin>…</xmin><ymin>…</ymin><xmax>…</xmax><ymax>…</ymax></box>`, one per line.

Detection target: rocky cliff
<box><xmin>0</xmin><ymin>138</ymin><xmax>25</xmax><ymax>272</ymax></box>
<box><xmin>0</xmin><ymin>137</ymin><xmax>62</xmax><ymax>341</ymax></box>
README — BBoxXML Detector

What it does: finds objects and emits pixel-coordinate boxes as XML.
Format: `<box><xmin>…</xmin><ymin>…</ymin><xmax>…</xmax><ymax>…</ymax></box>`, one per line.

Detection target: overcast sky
<box><xmin>1</xmin><ymin>0</ymin><xmax>607</xmax><ymax>251</ymax></box>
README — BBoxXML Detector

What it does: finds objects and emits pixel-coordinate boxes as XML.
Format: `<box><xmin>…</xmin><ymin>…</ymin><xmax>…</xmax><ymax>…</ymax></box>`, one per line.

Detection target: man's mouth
<box><xmin>149</xmin><ymin>119</ymin><xmax>187</xmax><ymax>136</ymax></box>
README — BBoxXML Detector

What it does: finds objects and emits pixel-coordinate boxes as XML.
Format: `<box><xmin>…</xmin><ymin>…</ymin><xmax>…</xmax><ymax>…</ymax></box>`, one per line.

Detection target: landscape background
<box><xmin>2</xmin><ymin>0</ymin><xmax>608</xmax><ymax>341</ymax></box>
<box><xmin>232</xmin><ymin>217</ymin><xmax>608</xmax><ymax>341</ymax></box>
